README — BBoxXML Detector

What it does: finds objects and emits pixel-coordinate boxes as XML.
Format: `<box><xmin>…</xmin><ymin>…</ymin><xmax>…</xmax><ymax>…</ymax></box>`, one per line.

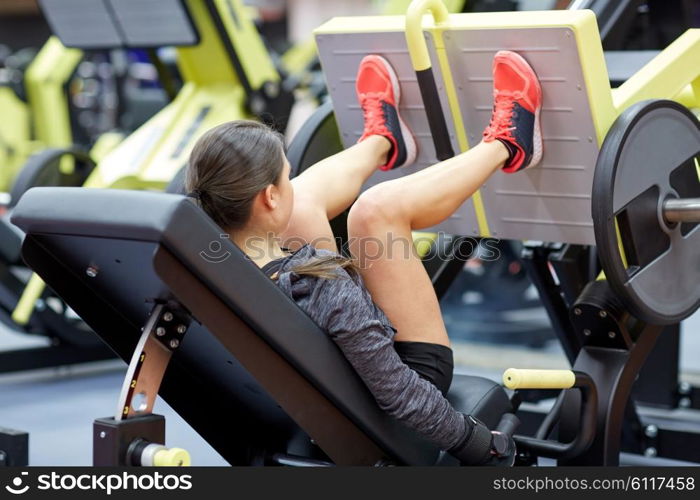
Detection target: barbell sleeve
<box><xmin>663</xmin><ymin>198</ymin><xmax>700</xmax><ymax>223</ymax></box>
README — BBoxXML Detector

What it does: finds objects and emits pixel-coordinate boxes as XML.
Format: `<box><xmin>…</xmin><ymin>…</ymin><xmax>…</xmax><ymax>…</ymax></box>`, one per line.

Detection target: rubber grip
<box><xmin>415</xmin><ymin>68</ymin><xmax>455</xmax><ymax>161</ymax></box>
<box><xmin>495</xmin><ymin>413</ymin><xmax>520</xmax><ymax>437</ymax></box>
<box><xmin>405</xmin><ymin>0</ymin><xmax>450</xmax><ymax>72</ymax></box>
<box><xmin>153</xmin><ymin>448</ymin><xmax>191</xmax><ymax>467</ymax></box>
<box><xmin>503</xmin><ymin>368</ymin><xmax>576</xmax><ymax>390</ymax></box>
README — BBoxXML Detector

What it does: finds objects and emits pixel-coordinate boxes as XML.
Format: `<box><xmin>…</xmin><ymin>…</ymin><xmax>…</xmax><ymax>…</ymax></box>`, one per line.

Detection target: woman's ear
<box><xmin>262</xmin><ymin>184</ymin><xmax>278</xmax><ymax>210</ymax></box>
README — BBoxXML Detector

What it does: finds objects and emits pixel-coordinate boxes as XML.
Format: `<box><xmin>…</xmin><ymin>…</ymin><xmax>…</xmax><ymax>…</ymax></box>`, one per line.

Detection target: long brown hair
<box><xmin>186</xmin><ymin>120</ymin><xmax>356</xmax><ymax>279</ymax></box>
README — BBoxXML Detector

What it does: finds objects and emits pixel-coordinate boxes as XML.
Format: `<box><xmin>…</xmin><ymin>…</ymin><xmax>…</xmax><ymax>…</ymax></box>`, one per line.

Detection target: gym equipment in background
<box><xmin>0</xmin><ymin>37</ymin><xmax>83</xmax><ymax>194</ymax></box>
<box><xmin>0</xmin><ymin>0</ymin><xmax>295</xmax><ymax>374</ymax></box>
<box><xmin>11</xmin><ymin>3</ymin><xmax>700</xmax><ymax>464</ymax></box>
<box><xmin>0</xmin><ymin>37</ymin><xmax>124</xmax><ymax>372</ymax></box>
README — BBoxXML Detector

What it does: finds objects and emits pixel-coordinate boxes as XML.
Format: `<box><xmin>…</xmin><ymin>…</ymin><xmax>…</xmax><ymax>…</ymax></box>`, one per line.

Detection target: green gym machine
<box><xmin>0</xmin><ymin>36</ymin><xmax>85</xmax><ymax>194</ymax></box>
<box><xmin>0</xmin><ymin>0</ymin><xmax>293</xmax><ymax>373</ymax></box>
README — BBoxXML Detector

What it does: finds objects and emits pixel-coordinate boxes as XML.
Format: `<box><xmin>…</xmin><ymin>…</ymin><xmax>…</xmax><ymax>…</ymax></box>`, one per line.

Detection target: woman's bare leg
<box><xmin>348</xmin><ymin>141</ymin><xmax>509</xmax><ymax>346</ymax></box>
<box><xmin>347</xmin><ymin>49</ymin><xmax>543</xmax><ymax>347</ymax></box>
<box><xmin>280</xmin><ymin>52</ymin><xmax>419</xmax><ymax>253</ymax></box>
<box><xmin>279</xmin><ymin>135</ymin><xmax>390</xmax><ymax>252</ymax></box>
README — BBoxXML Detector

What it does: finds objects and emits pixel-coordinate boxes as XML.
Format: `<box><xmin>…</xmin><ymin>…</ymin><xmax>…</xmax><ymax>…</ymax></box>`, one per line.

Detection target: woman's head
<box><xmin>185</xmin><ymin>120</ymin><xmax>293</xmax><ymax>235</ymax></box>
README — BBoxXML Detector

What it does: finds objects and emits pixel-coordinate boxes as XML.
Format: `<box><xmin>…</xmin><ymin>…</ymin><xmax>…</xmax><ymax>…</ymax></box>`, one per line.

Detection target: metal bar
<box><xmin>567</xmin><ymin>0</ymin><xmax>593</xmax><ymax>10</ymax></box>
<box><xmin>115</xmin><ymin>304</ymin><xmax>171</xmax><ymax>421</ymax></box>
<box><xmin>513</xmin><ymin>372</ymin><xmax>597</xmax><ymax>460</ymax></box>
<box><xmin>424</xmin><ymin>235</ymin><xmax>475</xmax><ymax>299</ymax></box>
<box><xmin>520</xmin><ymin>244</ymin><xmax>581</xmax><ymax>364</ymax></box>
<box><xmin>634</xmin><ymin>324</ymin><xmax>680</xmax><ymax>408</ymax></box>
<box><xmin>560</xmin><ymin>323</ymin><xmax>663</xmax><ymax>465</ymax></box>
<box><xmin>663</xmin><ymin>198</ymin><xmax>700</xmax><ymax>223</ymax></box>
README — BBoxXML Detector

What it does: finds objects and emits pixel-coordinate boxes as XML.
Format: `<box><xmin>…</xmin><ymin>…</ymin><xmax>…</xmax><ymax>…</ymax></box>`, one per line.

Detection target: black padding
<box><xmin>12</xmin><ymin>187</ymin><xmax>509</xmax><ymax>465</ymax></box>
<box><xmin>447</xmin><ymin>375</ymin><xmax>512</xmax><ymax>429</ymax></box>
<box><xmin>415</xmin><ymin>68</ymin><xmax>454</xmax><ymax>161</ymax></box>
<box><xmin>0</xmin><ymin>216</ymin><xmax>24</xmax><ymax>264</ymax></box>
<box><xmin>14</xmin><ymin>191</ymin><xmax>303</xmax><ymax>464</ymax></box>
<box><xmin>109</xmin><ymin>0</ymin><xmax>199</xmax><ymax>48</ymax></box>
<box><xmin>39</xmin><ymin>0</ymin><xmax>122</xmax><ymax>49</ymax></box>
<box><xmin>39</xmin><ymin>0</ymin><xmax>198</xmax><ymax>50</ymax></box>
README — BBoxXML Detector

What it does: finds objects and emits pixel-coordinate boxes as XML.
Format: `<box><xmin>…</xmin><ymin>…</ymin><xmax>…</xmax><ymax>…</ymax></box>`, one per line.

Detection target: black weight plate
<box><xmin>592</xmin><ymin>100</ymin><xmax>700</xmax><ymax>325</ymax></box>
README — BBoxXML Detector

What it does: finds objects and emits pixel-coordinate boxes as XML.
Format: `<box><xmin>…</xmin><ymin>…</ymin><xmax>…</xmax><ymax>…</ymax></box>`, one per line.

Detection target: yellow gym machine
<box><xmin>0</xmin><ymin>37</ymin><xmax>83</xmax><ymax>193</ymax></box>
<box><xmin>0</xmin><ymin>0</ymin><xmax>292</xmax><ymax>373</ymax></box>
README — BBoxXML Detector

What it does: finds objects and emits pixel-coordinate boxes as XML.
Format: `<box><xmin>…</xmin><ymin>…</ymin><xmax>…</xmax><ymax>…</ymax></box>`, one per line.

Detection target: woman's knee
<box><xmin>348</xmin><ymin>185</ymin><xmax>399</xmax><ymax>237</ymax></box>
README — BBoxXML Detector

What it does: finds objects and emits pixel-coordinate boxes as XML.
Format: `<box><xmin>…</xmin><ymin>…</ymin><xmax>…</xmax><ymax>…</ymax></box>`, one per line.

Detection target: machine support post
<box><xmin>0</xmin><ymin>428</ymin><xmax>29</xmax><ymax>467</ymax></box>
<box><xmin>560</xmin><ymin>323</ymin><xmax>663</xmax><ymax>465</ymax></box>
<box><xmin>520</xmin><ymin>244</ymin><xmax>581</xmax><ymax>364</ymax></box>
<box><xmin>115</xmin><ymin>304</ymin><xmax>189</xmax><ymax>420</ymax></box>
<box><xmin>93</xmin><ymin>303</ymin><xmax>191</xmax><ymax>466</ymax></box>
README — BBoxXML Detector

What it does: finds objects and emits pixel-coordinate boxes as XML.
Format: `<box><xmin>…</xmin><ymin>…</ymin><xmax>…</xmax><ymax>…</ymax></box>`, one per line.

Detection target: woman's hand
<box><xmin>484</xmin><ymin>431</ymin><xmax>516</xmax><ymax>467</ymax></box>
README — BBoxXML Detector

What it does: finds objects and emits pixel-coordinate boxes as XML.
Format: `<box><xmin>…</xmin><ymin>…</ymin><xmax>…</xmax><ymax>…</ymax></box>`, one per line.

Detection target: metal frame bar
<box><xmin>115</xmin><ymin>304</ymin><xmax>188</xmax><ymax>421</ymax></box>
<box><xmin>520</xmin><ymin>244</ymin><xmax>581</xmax><ymax>364</ymax></box>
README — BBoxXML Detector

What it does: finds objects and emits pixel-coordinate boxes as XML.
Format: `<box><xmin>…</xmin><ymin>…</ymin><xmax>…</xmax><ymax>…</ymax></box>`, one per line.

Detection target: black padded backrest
<box><xmin>12</xmin><ymin>187</ymin><xmax>438</xmax><ymax>465</ymax></box>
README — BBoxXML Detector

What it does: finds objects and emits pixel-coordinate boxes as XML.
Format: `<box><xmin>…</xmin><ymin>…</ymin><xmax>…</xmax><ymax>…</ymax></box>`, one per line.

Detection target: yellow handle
<box><xmin>405</xmin><ymin>0</ymin><xmax>450</xmax><ymax>71</ymax></box>
<box><xmin>503</xmin><ymin>368</ymin><xmax>576</xmax><ymax>390</ymax></box>
<box><xmin>12</xmin><ymin>273</ymin><xmax>46</xmax><ymax>325</ymax></box>
<box><xmin>153</xmin><ymin>448</ymin><xmax>191</xmax><ymax>467</ymax></box>
<box><xmin>412</xmin><ymin>231</ymin><xmax>438</xmax><ymax>259</ymax></box>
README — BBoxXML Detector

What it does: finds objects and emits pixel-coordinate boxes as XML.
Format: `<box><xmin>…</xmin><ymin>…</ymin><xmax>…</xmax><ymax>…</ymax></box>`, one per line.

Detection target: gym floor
<box><xmin>1</xmin><ymin>302</ymin><xmax>698</xmax><ymax>466</ymax></box>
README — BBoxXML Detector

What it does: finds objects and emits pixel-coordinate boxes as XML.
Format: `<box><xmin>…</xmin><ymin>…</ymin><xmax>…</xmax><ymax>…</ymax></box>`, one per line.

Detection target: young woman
<box><xmin>185</xmin><ymin>50</ymin><xmax>542</xmax><ymax>465</ymax></box>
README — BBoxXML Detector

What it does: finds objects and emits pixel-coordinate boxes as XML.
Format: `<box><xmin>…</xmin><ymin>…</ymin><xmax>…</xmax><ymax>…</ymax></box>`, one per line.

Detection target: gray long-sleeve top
<box><xmin>261</xmin><ymin>244</ymin><xmax>468</xmax><ymax>451</ymax></box>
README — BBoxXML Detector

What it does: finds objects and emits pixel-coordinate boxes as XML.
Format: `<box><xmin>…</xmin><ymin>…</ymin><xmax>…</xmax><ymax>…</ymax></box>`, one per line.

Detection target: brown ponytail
<box><xmin>276</xmin><ymin>254</ymin><xmax>357</xmax><ymax>281</ymax></box>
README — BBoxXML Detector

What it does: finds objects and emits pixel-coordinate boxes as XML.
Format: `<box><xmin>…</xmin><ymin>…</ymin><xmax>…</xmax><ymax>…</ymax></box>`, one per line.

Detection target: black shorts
<box><xmin>394</xmin><ymin>341</ymin><xmax>454</xmax><ymax>396</ymax></box>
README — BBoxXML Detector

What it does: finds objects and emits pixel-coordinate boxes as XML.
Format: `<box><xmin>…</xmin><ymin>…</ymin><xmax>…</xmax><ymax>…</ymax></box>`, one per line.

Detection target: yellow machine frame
<box><xmin>0</xmin><ymin>36</ymin><xmax>82</xmax><ymax>191</ymax></box>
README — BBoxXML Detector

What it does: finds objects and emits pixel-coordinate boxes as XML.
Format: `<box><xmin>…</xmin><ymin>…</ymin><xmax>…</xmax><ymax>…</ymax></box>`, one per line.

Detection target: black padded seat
<box><xmin>447</xmin><ymin>375</ymin><xmax>511</xmax><ymax>430</ymax></box>
<box><xmin>12</xmin><ymin>187</ymin><xmax>511</xmax><ymax>465</ymax></box>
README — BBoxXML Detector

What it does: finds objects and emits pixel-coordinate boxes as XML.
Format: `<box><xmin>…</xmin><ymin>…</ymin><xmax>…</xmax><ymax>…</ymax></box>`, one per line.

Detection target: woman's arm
<box><xmin>305</xmin><ymin>273</ymin><xmax>468</xmax><ymax>451</ymax></box>
<box><xmin>276</xmin><ymin>265</ymin><xmax>497</xmax><ymax>464</ymax></box>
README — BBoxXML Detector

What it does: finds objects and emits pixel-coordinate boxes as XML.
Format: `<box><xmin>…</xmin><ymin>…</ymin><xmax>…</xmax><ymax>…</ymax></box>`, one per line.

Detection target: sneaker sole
<box><xmin>374</xmin><ymin>55</ymin><xmax>418</xmax><ymax>169</ymax></box>
<box><xmin>495</xmin><ymin>51</ymin><xmax>543</xmax><ymax>171</ymax></box>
